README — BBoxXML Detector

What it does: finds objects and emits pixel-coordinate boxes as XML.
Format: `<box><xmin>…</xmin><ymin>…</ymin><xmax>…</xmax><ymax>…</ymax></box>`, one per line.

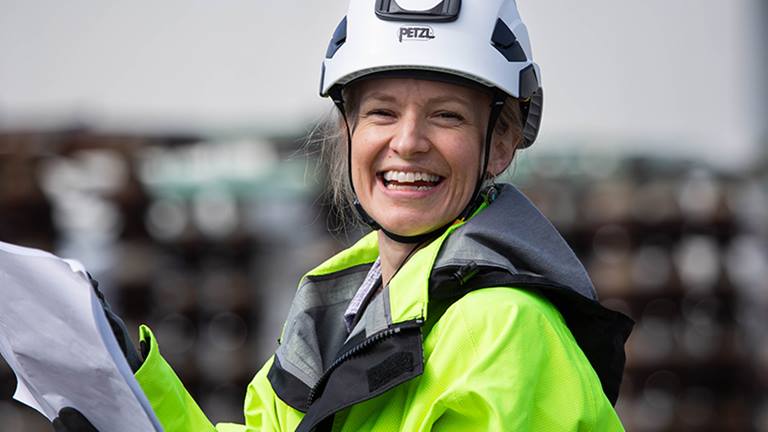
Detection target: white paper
<box><xmin>0</xmin><ymin>241</ymin><xmax>163</xmax><ymax>431</ymax></box>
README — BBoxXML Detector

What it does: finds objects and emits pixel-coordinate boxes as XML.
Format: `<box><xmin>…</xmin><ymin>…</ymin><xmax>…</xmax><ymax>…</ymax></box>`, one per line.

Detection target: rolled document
<box><xmin>0</xmin><ymin>241</ymin><xmax>162</xmax><ymax>432</ymax></box>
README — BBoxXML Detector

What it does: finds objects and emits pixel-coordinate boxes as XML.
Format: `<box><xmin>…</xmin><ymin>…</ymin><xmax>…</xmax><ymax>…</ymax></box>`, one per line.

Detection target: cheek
<box><xmin>349</xmin><ymin>145</ymin><xmax>365</xmax><ymax>188</ymax></box>
<box><xmin>448</xmin><ymin>136</ymin><xmax>483</xmax><ymax>180</ymax></box>
<box><xmin>350</xmin><ymin>135</ymin><xmax>379</xmax><ymax>188</ymax></box>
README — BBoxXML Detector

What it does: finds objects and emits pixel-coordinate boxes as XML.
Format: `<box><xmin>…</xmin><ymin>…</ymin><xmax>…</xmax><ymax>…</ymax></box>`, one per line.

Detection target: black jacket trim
<box><xmin>267</xmin><ymin>356</ymin><xmax>313</xmax><ymax>413</ymax></box>
<box><xmin>429</xmin><ymin>265</ymin><xmax>634</xmax><ymax>406</ymax></box>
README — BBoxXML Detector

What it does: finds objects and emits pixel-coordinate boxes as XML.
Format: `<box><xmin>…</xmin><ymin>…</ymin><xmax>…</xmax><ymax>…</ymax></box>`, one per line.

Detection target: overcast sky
<box><xmin>0</xmin><ymin>0</ymin><xmax>765</xmax><ymax>169</ymax></box>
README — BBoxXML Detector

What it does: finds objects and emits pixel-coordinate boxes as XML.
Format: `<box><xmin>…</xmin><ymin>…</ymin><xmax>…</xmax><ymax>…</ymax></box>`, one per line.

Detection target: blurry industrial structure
<box><xmin>0</xmin><ymin>129</ymin><xmax>339</xmax><ymax>429</ymax></box>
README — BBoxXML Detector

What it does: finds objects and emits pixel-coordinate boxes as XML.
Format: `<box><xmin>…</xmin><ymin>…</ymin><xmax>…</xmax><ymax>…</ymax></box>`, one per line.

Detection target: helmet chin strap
<box><xmin>332</xmin><ymin>89</ymin><xmax>506</xmax><ymax>245</ymax></box>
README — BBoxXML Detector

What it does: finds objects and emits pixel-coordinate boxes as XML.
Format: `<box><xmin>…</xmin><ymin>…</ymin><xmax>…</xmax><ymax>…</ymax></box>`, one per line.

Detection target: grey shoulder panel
<box><xmin>434</xmin><ymin>184</ymin><xmax>597</xmax><ymax>301</ymax></box>
<box><xmin>276</xmin><ymin>264</ymin><xmax>371</xmax><ymax>388</ymax></box>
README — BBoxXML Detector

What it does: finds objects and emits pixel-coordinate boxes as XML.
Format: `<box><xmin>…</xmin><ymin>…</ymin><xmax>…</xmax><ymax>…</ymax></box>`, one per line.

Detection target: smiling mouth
<box><xmin>379</xmin><ymin>170</ymin><xmax>444</xmax><ymax>191</ymax></box>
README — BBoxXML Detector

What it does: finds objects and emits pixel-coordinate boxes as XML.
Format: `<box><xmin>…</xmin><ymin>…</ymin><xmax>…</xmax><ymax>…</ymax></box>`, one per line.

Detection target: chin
<box><xmin>378</xmin><ymin>216</ymin><xmax>446</xmax><ymax>237</ymax></box>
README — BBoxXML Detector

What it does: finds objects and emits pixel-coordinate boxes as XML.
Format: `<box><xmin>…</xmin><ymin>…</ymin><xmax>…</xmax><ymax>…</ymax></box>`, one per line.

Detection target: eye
<box><xmin>435</xmin><ymin>111</ymin><xmax>465</xmax><ymax>122</ymax></box>
<box><xmin>365</xmin><ymin>109</ymin><xmax>395</xmax><ymax>118</ymax></box>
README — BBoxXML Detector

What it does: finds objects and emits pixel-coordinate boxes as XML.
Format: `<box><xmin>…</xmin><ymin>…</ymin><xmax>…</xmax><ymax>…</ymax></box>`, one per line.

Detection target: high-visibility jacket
<box><xmin>135</xmin><ymin>184</ymin><xmax>633</xmax><ymax>431</ymax></box>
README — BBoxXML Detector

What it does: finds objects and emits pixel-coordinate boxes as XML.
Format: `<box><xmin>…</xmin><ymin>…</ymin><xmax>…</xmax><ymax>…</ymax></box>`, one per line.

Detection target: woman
<box><xmin>54</xmin><ymin>0</ymin><xmax>633</xmax><ymax>430</ymax></box>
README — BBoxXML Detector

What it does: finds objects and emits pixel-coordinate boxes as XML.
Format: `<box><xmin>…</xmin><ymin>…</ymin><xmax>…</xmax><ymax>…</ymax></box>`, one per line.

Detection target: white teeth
<box><xmin>385</xmin><ymin>183</ymin><xmax>433</xmax><ymax>191</ymax></box>
<box><xmin>382</xmin><ymin>170</ymin><xmax>441</xmax><ymax>192</ymax></box>
<box><xmin>382</xmin><ymin>170</ymin><xmax>440</xmax><ymax>183</ymax></box>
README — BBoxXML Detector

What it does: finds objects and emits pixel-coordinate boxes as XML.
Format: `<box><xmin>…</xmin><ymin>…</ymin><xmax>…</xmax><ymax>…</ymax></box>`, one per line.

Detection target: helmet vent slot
<box><xmin>491</xmin><ymin>19</ymin><xmax>527</xmax><ymax>62</ymax></box>
<box><xmin>325</xmin><ymin>16</ymin><xmax>348</xmax><ymax>59</ymax></box>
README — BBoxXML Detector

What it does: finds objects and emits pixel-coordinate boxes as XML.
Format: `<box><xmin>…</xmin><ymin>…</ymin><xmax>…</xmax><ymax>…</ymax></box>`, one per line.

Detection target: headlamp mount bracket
<box><xmin>375</xmin><ymin>0</ymin><xmax>461</xmax><ymax>22</ymax></box>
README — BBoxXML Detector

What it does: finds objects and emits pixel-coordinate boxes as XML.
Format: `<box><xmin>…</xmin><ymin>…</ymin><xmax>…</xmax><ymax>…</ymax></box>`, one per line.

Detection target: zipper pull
<box><xmin>451</xmin><ymin>261</ymin><xmax>478</xmax><ymax>289</ymax></box>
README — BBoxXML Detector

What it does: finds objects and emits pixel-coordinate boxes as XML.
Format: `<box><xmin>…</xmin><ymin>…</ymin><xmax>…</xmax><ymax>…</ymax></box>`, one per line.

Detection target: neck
<box><xmin>377</xmin><ymin>231</ymin><xmax>421</xmax><ymax>287</ymax></box>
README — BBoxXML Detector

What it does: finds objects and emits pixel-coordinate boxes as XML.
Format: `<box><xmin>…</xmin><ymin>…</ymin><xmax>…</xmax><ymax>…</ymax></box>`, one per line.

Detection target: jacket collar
<box><xmin>433</xmin><ymin>183</ymin><xmax>597</xmax><ymax>300</ymax></box>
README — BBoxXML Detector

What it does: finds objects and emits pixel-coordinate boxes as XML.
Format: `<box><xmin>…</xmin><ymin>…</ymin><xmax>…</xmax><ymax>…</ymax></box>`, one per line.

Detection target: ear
<box><xmin>487</xmin><ymin>131</ymin><xmax>518</xmax><ymax>177</ymax></box>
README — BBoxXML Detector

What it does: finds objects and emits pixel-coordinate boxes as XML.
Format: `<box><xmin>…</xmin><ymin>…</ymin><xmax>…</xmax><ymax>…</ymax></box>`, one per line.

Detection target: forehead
<box><xmin>353</xmin><ymin>77</ymin><xmax>490</xmax><ymax>107</ymax></box>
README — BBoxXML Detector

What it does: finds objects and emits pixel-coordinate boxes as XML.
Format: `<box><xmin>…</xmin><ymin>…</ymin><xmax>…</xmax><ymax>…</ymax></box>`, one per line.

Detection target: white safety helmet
<box><xmin>319</xmin><ymin>0</ymin><xmax>543</xmax><ymax>243</ymax></box>
<box><xmin>320</xmin><ymin>0</ymin><xmax>543</xmax><ymax>148</ymax></box>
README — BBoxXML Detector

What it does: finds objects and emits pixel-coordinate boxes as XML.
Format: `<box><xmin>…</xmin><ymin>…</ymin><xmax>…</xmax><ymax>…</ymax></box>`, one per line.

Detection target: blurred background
<box><xmin>0</xmin><ymin>0</ymin><xmax>766</xmax><ymax>430</ymax></box>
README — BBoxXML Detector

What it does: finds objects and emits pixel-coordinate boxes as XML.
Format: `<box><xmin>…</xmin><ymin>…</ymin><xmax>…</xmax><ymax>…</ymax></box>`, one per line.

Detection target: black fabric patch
<box><xmin>491</xmin><ymin>18</ymin><xmax>527</xmax><ymax>62</ymax></box>
<box><xmin>367</xmin><ymin>352</ymin><xmax>414</xmax><ymax>392</ymax></box>
<box><xmin>295</xmin><ymin>324</ymin><xmax>424</xmax><ymax>432</ymax></box>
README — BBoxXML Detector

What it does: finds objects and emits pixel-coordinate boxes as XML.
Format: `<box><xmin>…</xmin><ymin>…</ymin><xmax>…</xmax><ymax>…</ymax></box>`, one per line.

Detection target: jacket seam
<box><xmin>454</xmin><ymin>295</ymin><xmax>481</xmax><ymax>358</ymax></box>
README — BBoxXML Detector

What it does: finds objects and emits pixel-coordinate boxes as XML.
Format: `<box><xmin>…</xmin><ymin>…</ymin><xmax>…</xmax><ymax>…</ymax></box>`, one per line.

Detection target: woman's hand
<box><xmin>52</xmin><ymin>407</ymin><xmax>98</xmax><ymax>432</ymax></box>
<box><xmin>89</xmin><ymin>275</ymin><xmax>145</xmax><ymax>372</ymax></box>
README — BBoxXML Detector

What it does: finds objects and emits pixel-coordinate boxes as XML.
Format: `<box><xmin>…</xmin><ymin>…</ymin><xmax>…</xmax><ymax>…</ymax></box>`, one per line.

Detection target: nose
<box><xmin>389</xmin><ymin>112</ymin><xmax>430</xmax><ymax>158</ymax></box>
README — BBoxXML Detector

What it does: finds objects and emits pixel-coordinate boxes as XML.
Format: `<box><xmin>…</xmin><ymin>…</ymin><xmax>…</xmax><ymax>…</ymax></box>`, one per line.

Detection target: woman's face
<box><xmin>350</xmin><ymin>77</ymin><xmax>506</xmax><ymax>237</ymax></box>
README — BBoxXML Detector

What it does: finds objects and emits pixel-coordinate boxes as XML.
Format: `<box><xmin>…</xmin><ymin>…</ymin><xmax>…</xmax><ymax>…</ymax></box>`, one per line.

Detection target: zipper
<box><xmin>429</xmin><ymin>261</ymin><xmax>484</xmax><ymax>297</ymax></box>
<box><xmin>306</xmin><ymin>321</ymin><xmax>421</xmax><ymax>406</ymax></box>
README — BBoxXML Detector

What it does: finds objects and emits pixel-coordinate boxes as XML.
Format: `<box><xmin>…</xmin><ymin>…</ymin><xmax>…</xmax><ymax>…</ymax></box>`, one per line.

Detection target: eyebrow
<box><xmin>427</xmin><ymin>95</ymin><xmax>473</xmax><ymax>106</ymax></box>
<box><xmin>361</xmin><ymin>92</ymin><xmax>398</xmax><ymax>103</ymax></box>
